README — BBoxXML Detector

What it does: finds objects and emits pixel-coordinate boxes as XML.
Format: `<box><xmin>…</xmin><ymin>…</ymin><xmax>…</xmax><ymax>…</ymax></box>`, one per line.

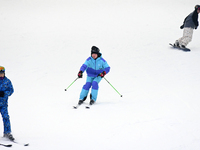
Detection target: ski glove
<box><xmin>180</xmin><ymin>25</ymin><xmax>184</xmax><ymax>29</ymax></box>
<box><xmin>98</xmin><ymin>71</ymin><xmax>106</xmax><ymax>78</ymax></box>
<box><xmin>78</xmin><ymin>71</ymin><xmax>83</xmax><ymax>78</ymax></box>
<box><xmin>0</xmin><ymin>91</ymin><xmax>4</xmax><ymax>97</ymax></box>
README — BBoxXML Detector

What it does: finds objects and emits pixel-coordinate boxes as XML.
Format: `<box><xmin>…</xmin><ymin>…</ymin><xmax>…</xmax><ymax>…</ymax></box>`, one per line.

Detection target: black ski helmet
<box><xmin>91</xmin><ymin>46</ymin><xmax>100</xmax><ymax>55</ymax></box>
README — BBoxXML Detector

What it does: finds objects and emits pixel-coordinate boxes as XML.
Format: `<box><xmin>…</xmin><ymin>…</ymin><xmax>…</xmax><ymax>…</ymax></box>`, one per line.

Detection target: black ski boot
<box><xmin>78</xmin><ymin>100</ymin><xmax>83</xmax><ymax>105</ymax></box>
<box><xmin>4</xmin><ymin>133</ymin><xmax>15</xmax><ymax>141</ymax></box>
<box><xmin>89</xmin><ymin>94</ymin><xmax>95</xmax><ymax>105</ymax></box>
<box><xmin>78</xmin><ymin>96</ymin><xmax>87</xmax><ymax>105</ymax></box>
<box><xmin>90</xmin><ymin>100</ymin><xmax>95</xmax><ymax>105</ymax></box>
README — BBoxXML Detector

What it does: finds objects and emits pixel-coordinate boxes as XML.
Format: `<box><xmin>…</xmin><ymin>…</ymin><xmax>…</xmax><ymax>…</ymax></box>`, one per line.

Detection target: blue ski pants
<box><xmin>0</xmin><ymin>106</ymin><xmax>11</xmax><ymax>134</ymax></box>
<box><xmin>79</xmin><ymin>76</ymin><xmax>102</xmax><ymax>101</ymax></box>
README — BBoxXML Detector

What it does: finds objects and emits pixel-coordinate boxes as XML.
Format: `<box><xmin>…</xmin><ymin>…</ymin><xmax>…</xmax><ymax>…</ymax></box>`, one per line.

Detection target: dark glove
<box><xmin>78</xmin><ymin>71</ymin><xmax>83</xmax><ymax>78</ymax></box>
<box><xmin>180</xmin><ymin>25</ymin><xmax>184</xmax><ymax>29</ymax></box>
<box><xmin>0</xmin><ymin>91</ymin><xmax>5</xmax><ymax>97</ymax></box>
<box><xmin>195</xmin><ymin>26</ymin><xmax>198</xmax><ymax>29</ymax></box>
<box><xmin>98</xmin><ymin>71</ymin><xmax>106</xmax><ymax>78</ymax></box>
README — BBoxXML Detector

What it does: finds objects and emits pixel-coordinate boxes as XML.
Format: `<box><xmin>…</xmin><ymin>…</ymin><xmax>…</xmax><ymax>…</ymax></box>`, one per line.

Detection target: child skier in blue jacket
<box><xmin>77</xmin><ymin>46</ymin><xmax>110</xmax><ymax>105</ymax></box>
<box><xmin>0</xmin><ymin>66</ymin><xmax>14</xmax><ymax>141</ymax></box>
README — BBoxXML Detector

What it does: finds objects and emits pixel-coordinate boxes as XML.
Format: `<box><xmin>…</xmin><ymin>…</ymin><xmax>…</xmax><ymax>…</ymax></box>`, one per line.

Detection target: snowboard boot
<box><xmin>174</xmin><ymin>40</ymin><xmax>180</xmax><ymax>47</ymax></box>
<box><xmin>180</xmin><ymin>45</ymin><xmax>186</xmax><ymax>49</ymax></box>
<box><xmin>4</xmin><ymin>133</ymin><xmax>15</xmax><ymax>141</ymax></box>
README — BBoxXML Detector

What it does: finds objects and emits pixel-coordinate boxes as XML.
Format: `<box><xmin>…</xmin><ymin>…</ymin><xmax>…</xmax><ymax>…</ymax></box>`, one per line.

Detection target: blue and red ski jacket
<box><xmin>80</xmin><ymin>54</ymin><xmax>110</xmax><ymax>77</ymax></box>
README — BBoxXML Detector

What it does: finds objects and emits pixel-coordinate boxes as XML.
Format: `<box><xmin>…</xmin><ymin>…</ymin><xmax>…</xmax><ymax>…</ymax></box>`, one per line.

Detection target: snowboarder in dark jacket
<box><xmin>174</xmin><ymin>5</ymin><xmax>200</xmax><ymax>48</ymax></box>
<box><xmin>0</xmin><ymin>66</ymin><xmax>15</xmax><ymax>141</ymax></box>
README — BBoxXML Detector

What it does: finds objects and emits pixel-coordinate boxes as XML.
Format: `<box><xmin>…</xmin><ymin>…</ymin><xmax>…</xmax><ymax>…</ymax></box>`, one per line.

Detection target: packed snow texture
<box><xmin>1</xmin><ymin>0</ymin><xmax>200</xmax><ymax>149</ymax></box>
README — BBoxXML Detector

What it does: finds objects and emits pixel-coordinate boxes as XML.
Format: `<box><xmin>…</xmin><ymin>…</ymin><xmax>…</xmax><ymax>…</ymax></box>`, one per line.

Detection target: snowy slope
<box><xmin>1</xmin><ymin>0</ymin><xmax>200</xmax><ymax>149</ymax></box>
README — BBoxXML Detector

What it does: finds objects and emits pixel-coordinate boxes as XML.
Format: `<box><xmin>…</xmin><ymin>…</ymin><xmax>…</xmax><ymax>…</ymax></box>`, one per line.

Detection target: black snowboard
<box><xmin>169</xmin><ymin>43</ymin><xmax>190</xmax><ymax>52</ymax></box>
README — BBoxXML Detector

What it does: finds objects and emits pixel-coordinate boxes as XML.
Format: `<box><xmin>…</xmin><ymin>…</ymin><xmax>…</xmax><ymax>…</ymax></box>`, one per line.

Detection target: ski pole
<box><xmin>103</xmin><ymin>77</ymin><xmax>122</xmax><ymax>97</ymax></box>
<box><xmin>65</xmin><ymin>77</ymin><xmax>79</xmax><ymax>91</ymax></box>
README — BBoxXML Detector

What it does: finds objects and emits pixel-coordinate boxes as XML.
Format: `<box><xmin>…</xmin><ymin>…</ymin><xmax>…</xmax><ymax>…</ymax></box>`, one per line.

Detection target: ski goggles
<box><xmin>0</xmin><ymin>66</ymin><xmax>5</xmax><ymax>73</ymax></box>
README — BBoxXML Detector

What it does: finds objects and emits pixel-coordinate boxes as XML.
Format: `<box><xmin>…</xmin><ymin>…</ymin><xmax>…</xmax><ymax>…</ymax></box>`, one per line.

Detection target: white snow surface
<box><xmin>1</xmin><ymin>0</ymin><xmax>200</xmax><ymax>149</ymax></box>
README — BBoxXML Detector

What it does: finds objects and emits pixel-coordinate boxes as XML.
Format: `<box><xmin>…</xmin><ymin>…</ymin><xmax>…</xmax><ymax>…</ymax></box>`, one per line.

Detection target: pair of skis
<box><xmin>0</xmin><ymin>140</ymin><xmax>29</xmax><ymax>147</ymax></box>
<box><xmin>0</xmin><ymin>143</ymin><xmax>12</xmax><ymax>147</ymax></box>
<box><xmin>73</xmin><ymin>103</ymin><xmax>92</xmax><ymax>109</ymax></box>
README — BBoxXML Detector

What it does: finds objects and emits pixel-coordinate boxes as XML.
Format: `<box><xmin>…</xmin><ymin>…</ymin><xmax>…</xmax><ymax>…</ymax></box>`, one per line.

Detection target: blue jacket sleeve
<box><xmin>4</xmin><ymin>79</ymin><xmax>14</xmax><ymax>97</ymax></box>
<box><xmin>101</xmin><ymin>58</ymin><xmax>110</xmax><ymax>74</ymax></box>
<box><xmin>80</xmin><ymin>57</ymin><xmax>90</xmax><ymax>72</ymax></box>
